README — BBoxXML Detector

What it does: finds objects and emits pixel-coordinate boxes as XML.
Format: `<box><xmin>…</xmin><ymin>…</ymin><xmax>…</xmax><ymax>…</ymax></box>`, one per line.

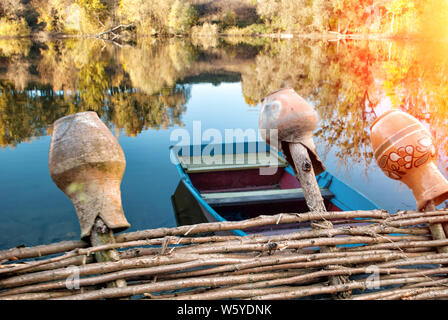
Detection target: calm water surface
<box><xmin>1</xmin><ymin>37</ymin><xmax>448</xmax><ymax>249</ymax></box>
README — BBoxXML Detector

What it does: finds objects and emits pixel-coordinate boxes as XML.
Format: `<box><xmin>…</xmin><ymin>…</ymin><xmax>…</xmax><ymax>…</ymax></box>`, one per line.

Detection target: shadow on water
<box><xmin>1</xmin><ymin>36</ymin><xmax>448</xmax><ymax>248</ymax></box>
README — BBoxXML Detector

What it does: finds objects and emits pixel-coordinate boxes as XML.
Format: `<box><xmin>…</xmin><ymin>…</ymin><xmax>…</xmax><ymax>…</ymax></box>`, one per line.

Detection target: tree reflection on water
<box><xmin>1</xmin><ymin>37</ymin><xmax>448</xmax><ymax>176</ymax></box>
<box><xmin>0</xmin><ymin>39</ymin><xmax>193</xmax><ymax>148</ymax></box>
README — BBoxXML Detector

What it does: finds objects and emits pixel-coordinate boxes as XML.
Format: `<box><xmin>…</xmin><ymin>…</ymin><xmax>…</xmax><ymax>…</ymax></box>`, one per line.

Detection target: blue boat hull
<box><xmin>170</xmin><ymin>141</ymin><xmax>379</xmax><ymax>236</ymax></box>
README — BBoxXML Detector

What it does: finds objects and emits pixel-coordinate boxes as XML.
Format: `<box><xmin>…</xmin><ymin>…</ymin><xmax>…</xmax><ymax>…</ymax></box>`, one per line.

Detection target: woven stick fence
<box><xmin>1</xmin><ymin>209</ymin><xmax>448</xmax><ymax>300</ymax></box>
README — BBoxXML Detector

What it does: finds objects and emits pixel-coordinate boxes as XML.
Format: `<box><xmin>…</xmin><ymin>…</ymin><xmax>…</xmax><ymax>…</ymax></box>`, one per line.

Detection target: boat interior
<box><xmin>176</xmin><ymin>145</ymin><xmax>341</xmax><ymax>225</ymax></box>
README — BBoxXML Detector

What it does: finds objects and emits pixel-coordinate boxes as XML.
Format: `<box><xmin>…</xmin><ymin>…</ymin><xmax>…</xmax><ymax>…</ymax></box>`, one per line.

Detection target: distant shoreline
<box><xmin>0</xmin><ymin>31</ymin><xmax>437</xmax><ymax>42</ymax></box>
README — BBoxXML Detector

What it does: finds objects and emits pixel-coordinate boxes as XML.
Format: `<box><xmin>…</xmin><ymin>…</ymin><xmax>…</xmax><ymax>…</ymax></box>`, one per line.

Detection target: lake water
<box><xmin>1</xmin><ymin>37</ymin><xmax>447</xmax><ymax>249</ymax></box>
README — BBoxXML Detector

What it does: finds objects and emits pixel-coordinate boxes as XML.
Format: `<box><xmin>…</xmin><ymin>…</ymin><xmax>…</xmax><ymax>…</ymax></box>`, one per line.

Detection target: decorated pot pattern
<box><xmin>377</xmin><ymin>137</ymin><xmax>436</xmax><ymax>180</ymax></box>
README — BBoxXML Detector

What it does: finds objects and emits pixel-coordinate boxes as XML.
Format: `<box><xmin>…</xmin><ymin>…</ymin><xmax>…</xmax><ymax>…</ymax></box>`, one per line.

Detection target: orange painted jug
<box><xmin>259</xmin><ymin>88</ymin><xmax>325</xmax><ymax>175</ymax></box>
<box><xmin>370</xmin><ymin>110</ymin><xmax>448</xmax><ymax>210</ymax></box>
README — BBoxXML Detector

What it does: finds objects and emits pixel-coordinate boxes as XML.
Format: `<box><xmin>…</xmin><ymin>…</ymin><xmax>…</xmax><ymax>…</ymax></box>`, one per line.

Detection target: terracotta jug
<box><xmin>370</xmin><ymin>110</ymin><xmax>448</xmax><ymax>210</ymax></box>
<box><xmin>259</xmin><ymin>88</ymin><xmax>325</xmax><ymax>175</ymax></box>
<box><xmin>49</xmin><ymin>112</ymin><xmax>130</xmax><ymax>239</ymax></box>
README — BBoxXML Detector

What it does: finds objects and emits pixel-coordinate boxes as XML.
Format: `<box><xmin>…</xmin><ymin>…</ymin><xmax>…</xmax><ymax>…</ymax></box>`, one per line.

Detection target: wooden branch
<box><xmin>405</xmin><ymin>277</ymin><xmax>448</xmax><ymax>289</ymax></box>
<box><xmin>115</xmin><ymin>210</ymin><xmax>390</xmax><ymax>242</ymax></box>
<box><xmin>14</xmin><ymin>255</ymin><xmax>95</xmax><ymax>275</ymax></box>
<box><xmin>96</xmin><ymin>24</ymin><xmax>135</xmax><ymax>38</ymax></box>
<box><xmin>157</xmin><ymin>251</ymin><xmax>421</xmax><ymax>280</ymax></box>
<box><xmin>52</xmin><ymin>271</ymin><xmax>303</xmax><ymax>300</ymax></box>
<box><xmin>250</xmin><ymin>276</ymin><xmax>433</xmax><ymax>300</ymax></box>
<box><xmin>351</xmin><ymin>286</ymin><xmax>447</xmax><ymax>300</ymax></box>
<box><xmin>172</xmin><ymin>235</ymin><xmax>431</xmax><ymax>255</ymax></box>
<box><xmin>389</xmin><ymin>210</ymin><xmax>448</xmax><ymax>221</ymax></box>
<box><xmin>0</xmin><ymin>291</ymin><xmax>77</xmax><ymax>300</ymax></box>
<box><xmin>0</xmin><ymin>241</ymin><xmax>87</xmax><ymax>262</ymax></box>
<box><xmin>166</xmin><ymin>284</ymin><xmax>324</xmax><ymax>300</ymax></box>
<box><xmin>380</xmin><ymin>287</ymin><xmax>448</xmax><ymax>300</ymax></box>
<box><xmin>342</xmin><ymin>239</ymin><xmax>448</xmax><ymax>252</ymax></box>
<box><xmin>378</xmin><ymin>267</ymin><xmax>448</xmax><ymax>281</ymax></box>
<box><xmin>0</xmin><ymin>250</ymin><xmax>81</xmax><ymax>275</ymax></box>
<box><xmin>378</xmin><ymin>252</ymin><xmax>448</xmax><ymax>268</ymax></box>
<box><xmin>406</xmin><ymin>288</ymin><xmax>448</xmax><ymax>300</ymax></box>
<box><xmin>386</xmin><ymin>215</ymin><xmax>448</xmax><ymax>227</ymax></box>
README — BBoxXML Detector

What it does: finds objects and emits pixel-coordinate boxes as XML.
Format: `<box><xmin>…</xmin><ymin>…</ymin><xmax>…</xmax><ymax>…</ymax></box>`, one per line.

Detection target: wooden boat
<box><xmin>170</xmin><ymin>142</ymin><xmax>379</xmax><ymax>236</ymax></box>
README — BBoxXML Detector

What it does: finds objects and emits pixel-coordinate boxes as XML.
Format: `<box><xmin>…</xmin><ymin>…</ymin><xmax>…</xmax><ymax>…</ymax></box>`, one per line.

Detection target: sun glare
<box><xmin>418</xmin><ymin>0</ymin><xmax>448</xmax><ymax>40</ymax></box>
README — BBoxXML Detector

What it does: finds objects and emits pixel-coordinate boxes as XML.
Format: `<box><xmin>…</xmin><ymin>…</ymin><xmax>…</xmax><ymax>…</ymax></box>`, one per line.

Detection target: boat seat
<box><xmin>178</xmin><ymin>152</ymin><xmax>288</xmax><ymax>173</ymax></box>
<box><xmin>201</xmin><ymin>188</ymin><xmax>334</xmax><ymax>207</ymax></box>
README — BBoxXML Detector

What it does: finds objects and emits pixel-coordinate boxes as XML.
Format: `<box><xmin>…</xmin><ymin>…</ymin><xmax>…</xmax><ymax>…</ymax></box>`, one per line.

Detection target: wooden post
<box><xmin>90</xmin><ymin>218</ymin><xmax>127</xmax><ymax>289</ymax></box>
<box><xmin>443</xmin><ymin>224</ymin><xmax>448</xmax><ymax>241</ymax></box>
<box><xmin>289</xmin><ymin>143</ymin><xmax>351</xmax><ymax>298</ymax></box>
<box><xmin>424</xmin><ymin>201</ymin><xmax>448</xmax><ymax>254</ymax></box>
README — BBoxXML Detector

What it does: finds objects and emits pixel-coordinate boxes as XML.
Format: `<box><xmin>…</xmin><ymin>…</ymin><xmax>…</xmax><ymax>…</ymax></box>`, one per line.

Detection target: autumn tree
<box><xmin>0</xmin><ymin>0</ymin><xmax>30</xmax><ymax>36</ymax></box>
<box><xmin>168</xmin><ymin>0</ymin><xmax>198</xmax><ymax>34</ymax></box>
<box><xmin>385</xmin><ymin>0</ymin><xmax>417</xmax><ymax>34</ymax></box>
<box><xmin>31</xmin><ymin>0</ymin><xmax>76</xmax><ymax>32</ymax></box>
<box><xmin>0</xmin><ymin>0</ymin><xmax>25</xmax><ymax>19</ymax></box>
<box><xmin>118</xmin><ymin>0</ymin><xmax>197</xmax><ymax>35</ymax></box>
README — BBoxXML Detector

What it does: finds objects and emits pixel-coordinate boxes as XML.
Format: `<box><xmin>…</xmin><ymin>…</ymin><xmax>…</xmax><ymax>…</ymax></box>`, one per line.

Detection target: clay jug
<box><xmin>49</xmin><ymin>112</ymin><xmax>130</xmax><ymax>239</ymax></box>
<box><xmin>370</xmin><ymin>110</ymin><xmax>448</xmax><ymax>210</ymax></box>
<box><xmin>259</xmin><ymin>88</ymin><xmax>325</xmax><ymax>175</ymax></box>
